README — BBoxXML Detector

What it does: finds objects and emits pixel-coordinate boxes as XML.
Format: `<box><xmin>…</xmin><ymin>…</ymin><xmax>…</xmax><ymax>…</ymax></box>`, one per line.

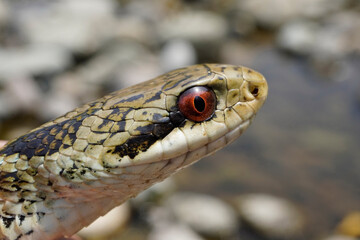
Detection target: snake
<box><xmin>0</xmin><ymin>64</ymin><xmax>267</xmax><ymax>239</ymax></box>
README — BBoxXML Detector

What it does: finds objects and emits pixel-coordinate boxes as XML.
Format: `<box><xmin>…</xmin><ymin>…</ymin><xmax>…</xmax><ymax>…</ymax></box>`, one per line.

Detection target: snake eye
<box><xmin>178</xmin><ymin>86</ymin><xmax>216</xmax><ymax>122</ymax></box>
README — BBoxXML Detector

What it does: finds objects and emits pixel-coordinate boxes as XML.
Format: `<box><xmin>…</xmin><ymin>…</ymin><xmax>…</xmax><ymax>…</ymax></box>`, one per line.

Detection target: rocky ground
<box><xmin>0</xmin><ymin>0</ymin><xmax>359</xmax><ymax>239</ymax></box>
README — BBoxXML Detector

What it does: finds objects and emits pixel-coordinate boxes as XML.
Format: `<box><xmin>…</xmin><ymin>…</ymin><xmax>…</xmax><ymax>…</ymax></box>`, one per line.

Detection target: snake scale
<box><xmin>0</xmin><ymin>64</ymin><xmax>267</xmax><ymax>239</ymax></box>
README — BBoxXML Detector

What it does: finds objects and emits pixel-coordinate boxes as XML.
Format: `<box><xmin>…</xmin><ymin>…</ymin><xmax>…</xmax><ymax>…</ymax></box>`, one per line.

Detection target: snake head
<box><xmin>103</xmin><ymin>64</ymin><xmax>268</xmax><ymax>176</ymax></box>
<box><xmin>0</xmin><ymin>64</ymin><xmax>267</xmax><ymax>239</ymax></box>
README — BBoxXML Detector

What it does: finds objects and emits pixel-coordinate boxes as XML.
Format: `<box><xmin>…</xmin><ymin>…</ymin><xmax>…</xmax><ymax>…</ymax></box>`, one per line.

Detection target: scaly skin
<box><xmin>0</xmin><ymin>64</ymin><xmax>267</xmax><ymax>240</ymax></box>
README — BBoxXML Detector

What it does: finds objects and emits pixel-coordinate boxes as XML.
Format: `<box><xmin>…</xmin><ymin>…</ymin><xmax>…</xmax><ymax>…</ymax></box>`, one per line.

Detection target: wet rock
<box><xmin>166</xmin><ymin>192</ymin><xmax>238</xmax><ymax>239</ymax></box>
<box><xmin>313</xmin><ymin>11</ymin><xmax>360</xmax><ymax>58</ymax></box>
<box><xmin>277</xmin><ymin>11</ymin><xmax>360</xmax><ymax>59</ymax></box>
<box><xmin>337</xmin><ymin>212</ymin><xmax>360</xmax><ymax>237</ymax></box>
<box><xmin>323</xmin><ymin>235</ymin><xmax>359</xmax><ymax>240</ymax></box>
<box><xmin>133</xmin><ymin>178</ymin><xmax>177</xmax><ymax>206</ymax></box>
<box><xmin>114</xmin><ymin>16</ymin><xmax>156</xmax><ymax>45</ymax></box>
<box><xmin>277</xmin><ymin>20</ymin><xmax>318</xmax><ymax>55</ymax></box>
<box><xmin>160</xmin><ymin>39</ymin><xmax>197</xmax><ymax>72</ymax></box>
<box><xmin>236</xmin><ymin>194</ymin><xmax>304</xmax><ymax>239</ymax></box>
<box><xmin>0</xmin><ymin>0</ymin><xmax>9</xmax><ymax>26</ymax></box>
<box><xmin>159</xmin><ymin>10</ymin><xmax>228</xmax><ymax>44</ymax></box>
<box><xmin>148</xmin><ymin>223</ymin><xmax>205</xmax><ymax>240</ymax></box>
<box><xmin>147</xmin><ymin>206</ymin><xmax>205</xmax><ymax>240</ymax></box>
<box><xmin>2</xmin><ymin>76</ymin><xmax>42</xmax><ymax>112</ymax></box>
<box><xmin>78</xmin><ymin>203</ymin><xmax>131</xmax><ymax>239</ymax></box>
<box><xmin>124</xmin><ymin>0</ymin><xmax>182</xmax><ymax>23</ymax></box>
<box><xmin>0</xmin><ymin>93</ymin><xmax>12</xmax><ymax>118</ymax></box>
<box><xmin>239</xmin><ymin>0</ymin><xmax>349</xmax><ymax>28</ymax></box>
<box><xmin>227</xmin><ymin>9</ymin><xmax>256</xmax><ymax>37</ymax></box>
<box><xmin>220</xmin><ymin>40</ymin><xmax>262</xmax><ymax>67</ymax></box>
<box><xmin>0</xmin><ymin>45</ymin><xmax>71</xmax><ymax>77</ymax></box>
<box><xmin>19</xmin><ymin>0</ymin><xmax>118</xmax><ymax>54</ymax></box>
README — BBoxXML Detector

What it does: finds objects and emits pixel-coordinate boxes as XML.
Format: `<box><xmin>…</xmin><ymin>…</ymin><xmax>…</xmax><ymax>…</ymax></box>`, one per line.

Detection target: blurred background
<box><xmin>0</xmin><ymin>0</ymin><xmax>359</xmax><ymax>239</ymax></box>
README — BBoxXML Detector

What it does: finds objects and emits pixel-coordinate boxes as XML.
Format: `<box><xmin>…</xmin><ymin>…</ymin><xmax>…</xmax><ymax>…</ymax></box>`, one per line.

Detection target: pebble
<box><xmin>166</xmin><ymin>192</ymin><xmax>238</xmax><ymax>239</ymax></box>
<box><xmin>226</xmin><ymin>9</ymin><xmax>256</xmax><ymax>36</ymax></box>
<box><xmin>0</xmin><ymin>93</ymin><xmax>12</xmax><ymax>118</ymax></box>
<box><xmin>0</xmin><ymin>44</ymin><xmax>71</xmax><ymax>77</ymax></box>
<box><xmin>133</xmin><ymin>177</ymin><xmax>177</xmax><ymax>206</ymax></box>
<box><xmin>2</xmin><ymin>75</ymin><xmax>43</xmax><ymax>113</ymax></box>
<box><xmin>277</xmin><ymin>11</ymin><xmax>360</xmax><ymax>59</ymax></box>
<box><xmin>236</xmin><ymin>194</ymin><xmax>304</xmax><ymax>239</ymax></box>
<box><xmin>0</xmin><ymin>0</ymin><xmax>9</xmax><ymax>26</ymax></box>
<box><xmin>159</xmin><ymin>10</ymin><xmax>228</xmax><ymax>43</ymax></box>
<box><xmin>148</xmin><ymin>223</ymin><xmax>205</xmax><ymax>240</ymax></box>
<box><xmin>18</xmin><ymin>0</ymin><xmax>118</xmax><ymax>54</ymax></box>
<box><xmin>160</xmin><ymin>39</ymin><xmax>197</xmax><ymax>72</ymax></box>
<box><xmin>337</xmin><ymin>211</ymin><xmax>360</xmax><ymax>237</ymax></box>
<box><xmin>323</xmin><ymin>235</ymin><xmax>359</xmax><ymax>240</ymax></box>
<box><xmin>78</xmin><ymin>203</ymin><xmax>131</xmax><ymax>239</ymax></box>
<box><xmin>277</xmin><ymin>20</ymin><xmax>318</xmax><ymax>55</ymax></box>
<box><xmin>238</xmin><ymin>0</ymin><xmax>349</xmax><ymax>28</ymax></box>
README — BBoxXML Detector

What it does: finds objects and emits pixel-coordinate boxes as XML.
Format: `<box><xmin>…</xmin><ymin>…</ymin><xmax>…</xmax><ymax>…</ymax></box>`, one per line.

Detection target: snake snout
<box><xmin>241</xmin><ymin>76</ymin><xmax>268</xmax><ymax>103</ymax></box>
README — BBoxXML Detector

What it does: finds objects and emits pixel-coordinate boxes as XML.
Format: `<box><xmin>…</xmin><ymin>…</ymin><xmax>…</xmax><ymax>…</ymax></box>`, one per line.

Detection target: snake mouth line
<box><xmin>119</xmin><ymin>117</ymin><xmax>253</xmax><ymax>179</ymax></box>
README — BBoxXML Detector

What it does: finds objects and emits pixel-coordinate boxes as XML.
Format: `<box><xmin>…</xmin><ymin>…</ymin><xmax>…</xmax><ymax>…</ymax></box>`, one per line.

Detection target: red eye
<box><xmin>178</xmin><ymin>86</ymin><xmax>216</xmax><ymax>122</ymax></box>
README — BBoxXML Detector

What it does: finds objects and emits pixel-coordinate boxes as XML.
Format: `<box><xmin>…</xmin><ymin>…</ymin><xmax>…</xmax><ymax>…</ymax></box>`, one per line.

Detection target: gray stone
<box><xmin>159</xmin><ymin>10</ymin><xmax>228</xmax><ymax>43</ymax></box>
<box><xmin>166</xmin><ymin>192</ymin><xmax>238</xmax><ymax>238</ymax></box>
<box><xmin>148</xmin><ymin>223</ymin><xmax>205</xmax><ymax>240</ymax></box>
<box><xmin>0</xmin><ymin>45</ymin><xmax>71</xmax><ymax>77</ymax></box>
<box><xmin>160</xmin><ymin>39</ymin><xmax>197</xmax><ymax>72</ymax></box>
<box><xmin>277</xmin><ymin>11</ymin><xmax>360</xmax><ymax>59</ymax></box>
<box><xmin>239</xmin><ymin>0</ymin><xmax>349</xmax><ymax>28</ymax></box>
<box><xmin>323</xmin><ymin>235</ymin><xmax>358</xmax><ymax>240</ymax></box>
<box><xmin>236</xmin><ymin>194</ymin><xmax>304</xmax><ymax>239</ymax></box>
<box><xmin>0</xmin><ymin>0</ymin><xmax>9</xmax><ymax>26</ymax></box>
<box><xmin>78</xmin><ymin>203</ymin><xmax>131</xmax><ymax>238</ymax></box>
<box><xmin>0</xmin><ymin>93</ymin><xmax>12</xmax><ymax>118</ymax></box>
<box><xmin>2</xmin><ymin>76</ymin><xmax>43</xmax><ymax>113</ymax></box>
<box><xmin>133</xmin><ymin>177</ymin><xmax>177</xmax><ymax>206</ymax></box>
<box><xmin>19</xmin><ymin>0</ymin><xmax>118</xmax><ymax>53</ymax></box>
<box><xmin>277</xmin><ymin>20</ymin><xmax>318</xmax><ymax>55</ymax></box>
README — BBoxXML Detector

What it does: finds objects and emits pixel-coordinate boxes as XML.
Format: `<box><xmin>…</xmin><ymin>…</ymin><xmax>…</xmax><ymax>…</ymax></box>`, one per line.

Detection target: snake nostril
<box><xmin>248</xmin><ymin>83</ymin><xmax>259</xmax><ymax>98</ymax></box>
<box><xmin>251</xmin><ymin>87</ymin><xmax>259</xmax><ymax>97</ymax></box>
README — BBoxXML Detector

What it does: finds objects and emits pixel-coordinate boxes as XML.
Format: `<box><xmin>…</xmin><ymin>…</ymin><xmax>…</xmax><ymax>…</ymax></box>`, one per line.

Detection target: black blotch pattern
<box><xmin>144</xmin><ymin>90</ymin><xmax>162</xmax><ymax>104</ymax></box>
<box><xmin>15</xmin><ymin>234</ymin><xmax>23</xmax><ymax>240</ymax></box>
<box><xmin>154</xmin><ymin>123</ymin><xmax>174</xmax><ymax>138</ymax></box>
<box><xmin>152</xmin><ymin>113</ymin><xmax>170</xmax><ymax>123</ymax></box>
<box><xmin>112</xmin><ymin>121</ymin><xmax>126</xmax><ymax>132</ymax></box>
<box><xmin>162</xmin><ymin>75</ymin><xmax>191</xmax><ymax>91</ymax></box>
<box><xmin>95</xmin><ymin>119</ymin><xmax>114</xmax><ymax>132</ymax></box>
<box><xmin>42</xmin><ymin>135</ymin><xmax>55</xmax><ymax>145</ymax></box>
<box><xmin>12</xmin><ymin>141</ymin><xmax>27</xmax><ymax>153</ymax></box>
<box><xmin>67</xmin><ymin>133</ymin><xmax>77</xmax><ymax>145</ymax></box>
<box><xmin>34</xmin><ymin>146</ymin><xmax>48</xmax><ymax>156</ymax></box>
<box><xmin>0</xmin><ymin>118</ymin><xmax>84</xmax><ymax>166</ymax></box>
<box><xmin>134</xmin><ymin>124</ymin><xmax>154</xmax><ymax>135</ymax></box>
<box><xmin>2</xmin><ymin>216</ymin><xmax>15</xmax><ymax>228</ymax></box>
<box><xmin>116</xmin><ymin>94</ymin><xmax>144</xmax><ymax>104</ymax></box>
<box><xmin>62</xmin><ymin>144</ymin><xmax>71</xmax><ymax>149</ymax></box>
<box><xmin>169</xmin><ymin>111</ymin><xmax>186</xmax><ymax>127</ymax></box>
<box><xmin>62</xmin><ymin>120</ymin><xmax>76</xmax><ymax>130</ymax></box>
<box><xmin>18</xmin><ymin>215</ymin><xmax>25</xmax><ymax>226</ymax></box>
<box><xmin>113</xmin><ymin>135</ymin><xmax>158</xmax><ymax>159</ymax></box>
<box><xmin>0</xmin><ymin>172</ymin><xmax>19</xmax><ymax>183</ymax></box>
<box><xmin>26</xmin><ymin>138</ymin><xmax>42</xmax><ymax>149</ymax></box>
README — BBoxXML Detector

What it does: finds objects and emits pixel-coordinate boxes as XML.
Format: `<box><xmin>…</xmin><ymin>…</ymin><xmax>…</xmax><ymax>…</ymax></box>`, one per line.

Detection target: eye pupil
<box><xmin>194</xmin><ymin>96</ymin><xmax>205</xmax><ymax>112</ymax></box>
<box><xmin>178</xmin><ymin>86</ymin><xmax>216</xmax><ymax>122</ymax></box>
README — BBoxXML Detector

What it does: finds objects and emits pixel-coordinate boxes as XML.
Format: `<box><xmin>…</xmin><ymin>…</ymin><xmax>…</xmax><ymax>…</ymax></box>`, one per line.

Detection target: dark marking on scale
<box><xmin>117</xmin><ymin>94</ymin><xmax>144</xmax><ymax>104</ymax></box>
<box><xmin>144</xmin><ymin>90</ymin><xmax>162</xmax><ymax>104</ymax></box>
<box><xmin>162</xmin><ymin>75</ymin><xmax>192</xmax><ymax>91</ymax></box>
